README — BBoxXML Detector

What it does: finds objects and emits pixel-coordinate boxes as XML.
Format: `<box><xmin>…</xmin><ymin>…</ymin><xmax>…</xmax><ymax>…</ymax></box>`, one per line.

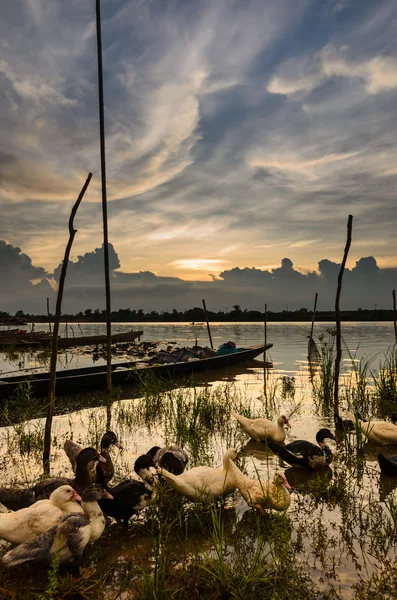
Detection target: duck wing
<box><xmin>266</xmin><ymin>441</ymin><xmax>310</xmax><ymax>468</ymax></box>
<box><xmin>2</xmin><ymin>522</ymin><xmax>59</xmax><ymax>567</ymax></box>
<box><xmin>378</xmin><ymin>454</ymin><xmax>397</xmax><ymax>476</ymax></box>
<box><xmin>284</xmin><ymin>440</ymin><xmax>320</xmax><ymax>458</ymax></box>
<box><xmin>63</xmin><ymin>440</ymin><xmax>83</xmax><ymax>472</ymax></box>
<box><xmin>32</xmin><ymin>478</ymin><xmax>72</xmax><ymax>501</ymax></box>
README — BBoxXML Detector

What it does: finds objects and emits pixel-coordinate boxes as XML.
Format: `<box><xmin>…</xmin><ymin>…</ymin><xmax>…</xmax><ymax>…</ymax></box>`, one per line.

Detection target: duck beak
<box><xmin>98</xmin><ymin>454</ymin><xmax>107</xmax><ymax>463</ymax></box>
<box><xmin>73</xmin><ymin>491</ymin><xmax>82</xmax><ymax>502</ymax></box>
<box><xmin>283</xmin><ymin>480</ymin><xmax>292</xmax><ymax>490</ymax></box>
<box><xmin>102</xmin><ymin>490</ymin><xmax>114</xmax><ymax>499</ymax></box>
<box><xmin>115</xmin><ymin>441</ymin><xmax>122</xmax><ymax>449</ymax></box>
<box><xmin>285</xmin><ymin>420</ymin><xmax>291</xmax><ymax>429</ymax></box>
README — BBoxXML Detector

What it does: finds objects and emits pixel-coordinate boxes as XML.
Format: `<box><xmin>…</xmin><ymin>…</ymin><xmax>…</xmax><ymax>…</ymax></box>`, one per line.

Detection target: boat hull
<box><xmin>0</xmin><ymin>344</ymin><xmax>272</xmax><ymax>401</ymax></box>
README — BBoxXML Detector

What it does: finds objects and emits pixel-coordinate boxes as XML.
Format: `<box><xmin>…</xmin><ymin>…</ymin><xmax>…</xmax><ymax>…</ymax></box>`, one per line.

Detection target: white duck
<box><xmin>158</xmin><ymin>448</ymin><xmax>238</xmax><ymax>503</ymax></box>
<box><xmin>0</xmin><ymin>485</ymin><xmax>83</xmax><ymax>545</ymax></box>
<box><xmin>226</xmin><ymin>457</ymin><xmax>291</xmax><ymax>516</ymax></box>
<box><xmin>231</xmin><ymin>410</ymin><xmax>291</xmax><ymax>443</ymax></box>
<box><xmin>346</xmin><ymin>413</ymin><xmax>397</xmax><ymax>446</ymax></box>
<box><xmin>2</xmin><ymin>484</ymin><xmax>112</xmax><ymax>568</ymax></box>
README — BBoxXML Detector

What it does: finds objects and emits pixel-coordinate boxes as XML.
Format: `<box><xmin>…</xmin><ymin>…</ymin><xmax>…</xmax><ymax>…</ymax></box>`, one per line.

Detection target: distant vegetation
<box><xmin>1</xmin><ymin>305</ymin><xmax>395</xmax><ymax>323</ymax></box>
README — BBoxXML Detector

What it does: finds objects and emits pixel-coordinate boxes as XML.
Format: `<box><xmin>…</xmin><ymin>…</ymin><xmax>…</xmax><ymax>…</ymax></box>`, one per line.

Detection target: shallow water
<box><xmin>0</xmin><ymin>322</ymin><xmax>396</xmax><ymax>598</ymax></box>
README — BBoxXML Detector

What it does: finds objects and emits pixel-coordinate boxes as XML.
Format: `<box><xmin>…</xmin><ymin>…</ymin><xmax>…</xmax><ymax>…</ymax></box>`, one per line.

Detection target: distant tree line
<box><xmin>0</xmin><ymin>305</ymin><xmax>395</xmax><ymax>324</ymax></box>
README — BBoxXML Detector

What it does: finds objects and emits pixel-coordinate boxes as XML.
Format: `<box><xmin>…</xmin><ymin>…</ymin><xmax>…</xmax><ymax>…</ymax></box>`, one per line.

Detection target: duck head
<box><xmin>278</xmin><ymin>415</ymin><xmax>291</xmax><ymax>429</ymax></box>
<box><xmin>273</xmin><ymin>472</ymin><xmax>291</xmax><ymax>490</ymax></box>
<box><xmin>50</xmin><ymin>485</ymin><xmax>82</xmax><ymax>506</ymax></box>
<box><xmin>223</xmin><ymin>448</ymin><xmax>239</xmax><ymax>461</ymax></box>
<box><xmin>101</xmin><ymin>431</ymin><xmax>122</xmax><ymax>450</ymax></box>
<box><xmin>82</xmin><ymin>484</ymin><xmax>113</xmax><ymax>502</ymax></box>
<box><xmin>146</xmin><ymin>446</ymin><xmax>161</xmax><ymax>459</ymax></box>
<box><xmin>316</xmin><ymin>428</ymin><xmax>335</xmax><ymax>446</ymax></box>
<box><xmin>134</xmin><ymin>453</ymin><xmax>156</xmax><ymax>485</ymax></box>
<box><xmin>77</xmin><ymin>447</ymin><xmax>107</xmax><ymax>467</ymax></box>
<box><xmin>391</xmin><ymin>412</ymin><xmax>397</xmax><ymax>425</ymax></box>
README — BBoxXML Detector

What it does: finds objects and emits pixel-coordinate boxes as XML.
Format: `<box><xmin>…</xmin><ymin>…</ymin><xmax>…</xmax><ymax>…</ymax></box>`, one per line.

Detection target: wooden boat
<box><xmin>0</xmin><ymin>330</ymin><xmax>143</xmax><ymax>349</ymax></box>
<box><xmin>57</xmin><ymin>330</ymin><xmax>143</xmax><ymax>348</ymax></box>
<box><xmin>0</xmin><ymin>344</ymin><xmax>272</xmax><ymax>401</ymax></box>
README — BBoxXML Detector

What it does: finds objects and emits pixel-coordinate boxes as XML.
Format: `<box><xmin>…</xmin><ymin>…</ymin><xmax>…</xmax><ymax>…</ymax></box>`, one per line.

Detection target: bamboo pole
<box><xmin>309</xmin><ymin>292</ymin><xmax>318</xmax><ymax>339</ymax></box>
<box><xmin>96</xmin><ymin>0</ymin><xmax>112</xmax><ymax>392</ymax></box>
<box><xmin>46</xmin><ymin>297</ymin><xmax>52</xmax><ymax>335</ymax></box>
<box><xmin>42</xmin><ymin>173</ymin><xmax>92</xmax><ymax>475</ymax></box>
<box><xmin>334</xmin><ymin>215</ymin><xmax>353</xmax><ymax>411</ymax></box>
<box><xmin>202</xmin><ymin>299</ymin><xmax>213</xmax><ymax>350</ymax></box>
<box><xmin>264</xmin><ymin>303</ymin><xmax>267</xmax><ymax>398</ymax></box>
<box><xmin>393</xmin><ymin>289</ymin><xmax>397</xmax><ymax>343</ymax></box>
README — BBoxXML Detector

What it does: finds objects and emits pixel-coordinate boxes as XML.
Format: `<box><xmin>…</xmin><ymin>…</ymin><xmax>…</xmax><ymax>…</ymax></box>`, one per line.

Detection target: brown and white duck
<box><xmin>2</xmin><ymin>484</ymin><xmax>112</xmax><ymax>568</ymax></box>
<box><xmin>0</xmin><ymin>447</ymin><xmax>105</xmax><ymax>511</ymax></box>
<box><xmin>64</xmin><ymin>431</ymin><xmax>121</xmax><ymax>484</ymax></box>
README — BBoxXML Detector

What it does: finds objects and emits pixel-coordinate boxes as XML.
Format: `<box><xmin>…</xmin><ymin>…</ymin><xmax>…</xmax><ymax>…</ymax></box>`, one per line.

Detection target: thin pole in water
<box><xmin>393</xmin><ymin>289</ymin><xmax>397</xmax><ymax>343</ymax></box>
<box><xmin>334</xmin><ymin>215</ymin><xmax>353</xmax><ymax>411</ymax></box>
<box><xmin>202</xmin><ymin>299</ymin><xmax>213</xmax><ymax>350</ymax></box>
<box><xmin>96</xmin><ymin>0</ymin><xmax>112</xmax><ymax>392</ymax></box>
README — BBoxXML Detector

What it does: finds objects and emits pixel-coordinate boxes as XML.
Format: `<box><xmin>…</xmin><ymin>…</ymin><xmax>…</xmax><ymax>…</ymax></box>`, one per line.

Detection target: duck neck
<box><xmin>225</xmin><ymin>458</ymin><xmax>246</xmax><ymax>487</ymax></box>
<box><xmin>75</xmin><ymin>461</ymin><xmax>95</xmax><ymax>493</ymax></box>
<box><xmin>82</xmin><ymin>500</ymin><xmax>103</xmax><ymax>520</ymax></box>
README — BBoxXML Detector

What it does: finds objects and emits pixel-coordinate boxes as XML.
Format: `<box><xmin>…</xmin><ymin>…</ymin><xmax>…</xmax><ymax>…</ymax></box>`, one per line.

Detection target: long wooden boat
<box><xmin>0</xmin><ymin>344</ymin><xmax>272</xmax><ymax>401</ymax></box>
<box><xmin>0</xmin><ymin>330</ymin><xmax>143</xmax><ymax>349</ymax></box>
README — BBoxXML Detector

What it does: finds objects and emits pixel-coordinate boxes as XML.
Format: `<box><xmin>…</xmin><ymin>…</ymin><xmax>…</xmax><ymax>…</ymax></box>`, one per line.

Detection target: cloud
<box><xmin>1</xmin><ymin>241</ymin><xmax>396</xmax><ymax>314</ymax></box>
<box><xmin>267</xmin><ymin>46</ymin><xmax>397</xmax><ymax>97</ymax></box>
<box><xmin>0</xmin><ymin>0</ymin><xmax>397</xmax><ymax>283</ymax></box>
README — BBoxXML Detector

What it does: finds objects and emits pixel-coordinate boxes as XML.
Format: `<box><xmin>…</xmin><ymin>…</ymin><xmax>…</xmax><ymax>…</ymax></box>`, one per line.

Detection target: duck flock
<box><xmin>0</xmin><ymin>410</ymin><xmax>396</xmax><ymax>570</ymax></box>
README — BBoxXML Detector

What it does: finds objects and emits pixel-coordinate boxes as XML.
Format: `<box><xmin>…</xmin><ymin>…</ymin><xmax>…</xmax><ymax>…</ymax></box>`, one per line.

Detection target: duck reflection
<box><xmin>239</xmin><ymin>439</ymin><xmax>274</xmax><ymax>462</ymax></box>
<box><xmin>284</xmin><ymin>465</ymin><xmax>333</xmax><ymax>491</ymax></box>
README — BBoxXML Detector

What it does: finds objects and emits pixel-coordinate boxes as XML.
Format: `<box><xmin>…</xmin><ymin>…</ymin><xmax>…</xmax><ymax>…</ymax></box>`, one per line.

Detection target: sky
<box><xmin>1</xmin><ymin>0</ymin><xmax>397</xmax><ymax>312</ymax></box>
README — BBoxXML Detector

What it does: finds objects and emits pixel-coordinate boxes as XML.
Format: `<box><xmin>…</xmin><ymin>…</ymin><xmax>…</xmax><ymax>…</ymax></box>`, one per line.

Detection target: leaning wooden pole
<box><xmin>393</xmin><ymin>289</ymin><xmax>397</xmax><ymax>343</ymax></box>
<box><xmin>43</xmin><ymin>173</ymin><xmax>92</xmax><ymax>475</ymax></box>
<box><xmin>96</xmin><ymin>0</ymin><xmax>112</xmax><ymax>392</ymax></box>
<box><xmin>334</xmin><ymin>215</ymin><xmax>353</xmax><ymax>411</ymax></box>
<box><xmin>202</xmin><ymin>299</ymin><xmax>214</xmax><ymax>350</ymax></box>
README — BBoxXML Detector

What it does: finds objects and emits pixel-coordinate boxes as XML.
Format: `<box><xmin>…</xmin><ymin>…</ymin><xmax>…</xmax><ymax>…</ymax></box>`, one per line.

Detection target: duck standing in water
<box><xmin>266</xmin><ymin>429</ymin><xmax>335</xmax><ymax>470</ymax></box>
<box><xmin>0</xmin><ymin>448</ymin><xmax>106</xmax><ymax>511</ymax></box>
<box><xmin>231</xmin><ymin>411</ymin><xmax>291</xmax><ymax>443</ymax></box>
<box><xmin>64</xmin><ymin>431</ymin><xmax>121</xmax><ymax>485</ymax></box>
<box><xmin>226</xmin><ymin>454</ymin><xmax>291</xmax><ymax>516</ymax></box>
<box><xmin>158</xmin><ymin>448</ymin><xmax>238</xmax><ymax>503</ymax></box>
<box><xmin>2</xmin><ymin>484</ymin><xmax>112</xmax><ymax>568</ymax></box>
<box><xmin>0</xmin><ymin>486</ymin><xmax>83</xmax><ymax>545</ymax></box>
<box><xmin>345</xmin><ymin>413</ymin><xmax>397</xmax><ymax>445</ymax></box>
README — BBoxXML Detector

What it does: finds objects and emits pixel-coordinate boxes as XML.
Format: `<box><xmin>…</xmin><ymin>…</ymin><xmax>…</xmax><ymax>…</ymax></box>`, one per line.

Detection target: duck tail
<box><xmin>0</xmin><ymin>487</ymin><xmax>35</xmax><ymax>511</ymax></box>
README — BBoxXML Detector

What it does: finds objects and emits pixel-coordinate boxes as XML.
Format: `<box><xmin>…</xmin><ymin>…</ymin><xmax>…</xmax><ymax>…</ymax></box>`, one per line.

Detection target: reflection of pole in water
<box><xmin>264</xmin><ymin>303</ymin><xmax>267</xmax><ymax>398</ymax></box>
<box><xmin>308</xmin><ymin>292</ymin><xmax>319</xmax><ymax>381</ymax></box>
